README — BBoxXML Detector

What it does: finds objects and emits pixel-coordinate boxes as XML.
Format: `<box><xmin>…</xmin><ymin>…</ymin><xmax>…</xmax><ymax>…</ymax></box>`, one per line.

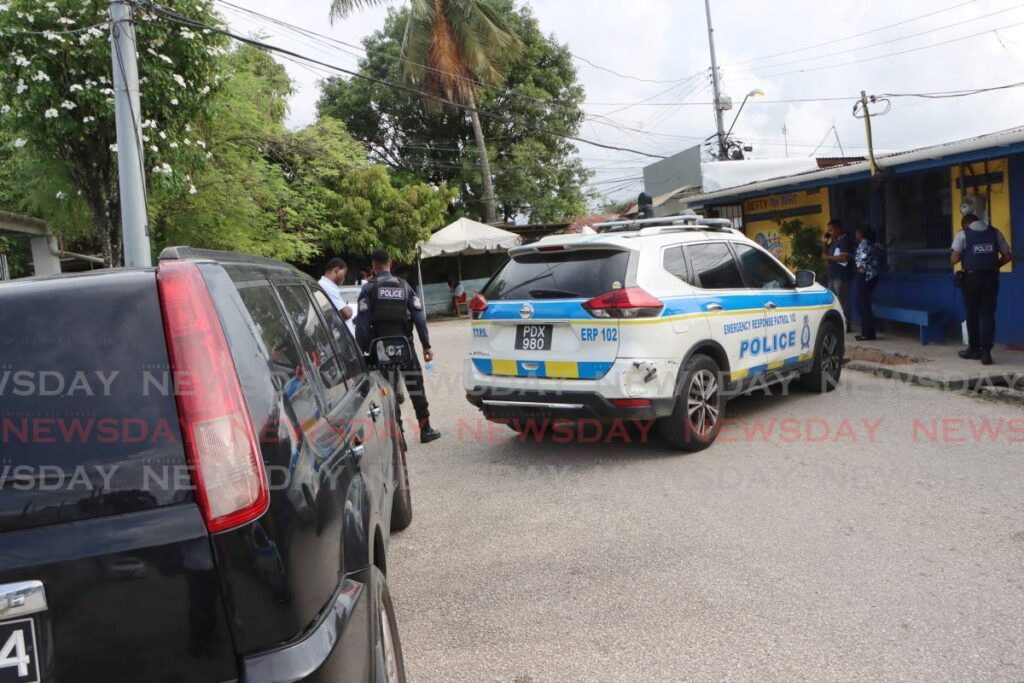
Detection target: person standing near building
<box><xmin>952</xmin><ymin>213</ymin><xmax>1012</xmax><ymax>365</ymax></box>
<box><xmin>854</xmin><ymin>226</ymin><xmax>881</xmax><ymax>341</ymax></box>
<box><xmin>356</xmin><ymin>249</ymin><xmax>442</xmax><ymax>443</ymax></box>
<box><xmin>448</xmin><ymin>276</ymin><xmax>466</xmax><ymax>318</ymax></box>
<box><xmin>318</xmin><ymin>257</ymin><xmax>355</xmax><ymax>336</ymax></box>
<box><xmin>822</xmin><ymin>219</ymin><xmax>854</xmax><ymax>332</ymax></box>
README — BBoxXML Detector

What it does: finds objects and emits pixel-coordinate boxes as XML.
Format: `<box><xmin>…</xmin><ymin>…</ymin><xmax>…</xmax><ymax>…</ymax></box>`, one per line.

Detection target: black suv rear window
<box><xmin>0</xmin><ymin>271</ymin><xmax>187</xmax><ymax>533</ymax></box>
<box><xmin>483</xmin><ymin>249</ymin><xmax>629</xmax><ymax>300</ymax></box>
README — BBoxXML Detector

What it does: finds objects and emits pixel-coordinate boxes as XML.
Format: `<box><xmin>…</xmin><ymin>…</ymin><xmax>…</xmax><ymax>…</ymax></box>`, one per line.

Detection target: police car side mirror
<box><xmin>794</xmin><ymin>270</ymin><xmax>817</xmax><ymax>288</ymax></box>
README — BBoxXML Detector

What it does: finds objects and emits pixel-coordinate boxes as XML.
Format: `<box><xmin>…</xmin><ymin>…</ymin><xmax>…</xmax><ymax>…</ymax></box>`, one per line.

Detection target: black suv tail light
<box><xmin>157</xmin><ymin>260</ymin><xmax>269</xmax><ymax>533</ymax></box>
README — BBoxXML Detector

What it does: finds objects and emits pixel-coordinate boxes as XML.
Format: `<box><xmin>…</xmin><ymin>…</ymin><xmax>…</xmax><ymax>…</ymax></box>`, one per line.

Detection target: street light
<box><xmin>723</xmin><ymin>89</ymin><xmax>765</xmax><ymax>154</ymax></box>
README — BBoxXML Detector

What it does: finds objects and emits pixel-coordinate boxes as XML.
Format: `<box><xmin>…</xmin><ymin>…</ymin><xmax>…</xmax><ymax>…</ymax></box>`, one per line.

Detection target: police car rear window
<box><xmin>483</xmin><ymin>249</ymin><xmax>629</xmax><ymax>300</ymax></box>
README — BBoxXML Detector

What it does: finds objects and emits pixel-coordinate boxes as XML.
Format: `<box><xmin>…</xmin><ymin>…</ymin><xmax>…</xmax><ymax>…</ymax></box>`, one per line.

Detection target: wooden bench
<box><xmin>872</xmin><ymin>304</ymin><xmax>945</xmax><ymax>345</ymax></box>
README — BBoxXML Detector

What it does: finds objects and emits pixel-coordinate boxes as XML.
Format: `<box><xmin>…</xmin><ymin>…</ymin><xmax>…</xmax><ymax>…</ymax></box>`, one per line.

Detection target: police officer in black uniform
<box><xmin>356</xmin><ymin>249</ymin><xmax>442</xmax><ymax>443</ymax></box>
<box><xmin>952</xmin><ymin>213</ymin><xmax>1012</xmax><ymax>365</ymax></box>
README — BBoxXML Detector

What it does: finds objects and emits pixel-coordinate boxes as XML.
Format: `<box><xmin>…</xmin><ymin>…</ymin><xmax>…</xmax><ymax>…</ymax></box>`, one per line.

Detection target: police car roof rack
<box><xmin>595</xmin><ymin>213</ymin><xmax>737</xmax><ymax>235</ymax></box>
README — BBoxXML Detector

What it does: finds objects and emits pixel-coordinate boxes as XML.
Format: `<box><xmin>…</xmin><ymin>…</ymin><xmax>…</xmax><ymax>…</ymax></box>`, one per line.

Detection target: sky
<box><xmin>225</xmin><ymin>0</ymin><xmax>1024</xmax><ymax>205</ymax></box>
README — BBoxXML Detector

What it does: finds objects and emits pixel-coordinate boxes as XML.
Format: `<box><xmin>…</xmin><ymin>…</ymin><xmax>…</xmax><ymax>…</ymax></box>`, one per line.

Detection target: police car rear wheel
<box><xmin>800</xmin><ymin>320</ymin><xmax>843</xmax><ymax>393</ymax></box>
<box><xmin>658</xmin><ymin>353</ymin><xmax>723</xmax><ymax>452</ymax></box>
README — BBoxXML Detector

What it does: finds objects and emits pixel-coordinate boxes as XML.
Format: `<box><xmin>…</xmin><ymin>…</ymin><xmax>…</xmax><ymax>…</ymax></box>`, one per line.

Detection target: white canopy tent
<box><xmin>414</xmin><ymin>218</ymin><xmax>522</xmax><ymax>306</ymax></box>
<box><xmin>416</xmin><ymin>217</ymin><xmax>521</xmax><ymax>258</ymax></box>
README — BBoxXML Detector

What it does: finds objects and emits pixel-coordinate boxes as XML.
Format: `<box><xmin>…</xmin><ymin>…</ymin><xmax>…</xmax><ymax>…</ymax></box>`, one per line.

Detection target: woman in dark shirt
<box><xmin>854</xmin><ymin>227</ymin><xmax>881</xmax><ymax>341</ymax></box>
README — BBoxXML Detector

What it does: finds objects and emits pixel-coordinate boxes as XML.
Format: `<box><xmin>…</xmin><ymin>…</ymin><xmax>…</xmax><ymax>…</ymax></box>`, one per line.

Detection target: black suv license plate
<box><xmin>0</xmin><ymin>618</ymin><xmax>40</xmax><ymax>683</ymax></box>
<box><xmin>515</xmin><ymin>324</ymin><xmax>552</xmax><ymax>351</ymax></box>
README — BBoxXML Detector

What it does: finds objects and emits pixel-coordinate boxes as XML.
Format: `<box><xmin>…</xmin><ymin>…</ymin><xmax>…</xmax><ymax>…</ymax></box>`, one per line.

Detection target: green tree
<box><xmin>0</xmin><ymin>0</ymin><xmax>225</xmax><ymax>265</ymax></box>
<box><xmin>318</xmin><ymin>2</ymin><xmax>590</xmax><ymax>223</ymax></box>
<box><xmin>327</xmin><ymin>0</ymin><xmax>522</xmax><ymax>223</ymax></box>
<box><xmin>160</xmin><ymin>45</ymin><xmax>453</xmax><ymax>262</ymax></box>
<box><xmin>151</xmin><ymin>44</ymin><xmax>309</xmax><ymax>259</ymax></box>
<box><xmin>779</xmin><ymin>218</ymin><xmax>826</xmax><ymax>282</ymax></box>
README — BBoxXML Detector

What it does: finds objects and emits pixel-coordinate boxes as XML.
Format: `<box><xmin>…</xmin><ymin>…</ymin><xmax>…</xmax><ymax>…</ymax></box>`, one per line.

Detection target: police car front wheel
<box><xmin>658</xmin><ymin>353</ymin><xmax>724</xmax><ymax>452</ymax></box>
<box><xmin>799</xmin><ymin>320</ymin><xmax>844</xmax><ymax>394</ymax></box>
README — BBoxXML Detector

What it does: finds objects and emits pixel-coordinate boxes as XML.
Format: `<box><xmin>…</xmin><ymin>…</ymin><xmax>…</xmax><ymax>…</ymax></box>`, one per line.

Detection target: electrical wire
<box><xmin>721</xmin><ymin>0</ymin><xmax>978</xmax><ymax>67</ymax></box>
<box><xmin>143</xmin><ymin>2</ymin><xmax>669</xmax><ymax>159</ymax></box>
<box><xmin>727</xmin><ymin>1</ymin><xmax>1024</xmax><ymax>75</ymax></box>
<box><xmin>728</xmin><ymin>17</ymin><xmax>1024</xmax><ymax>81</ymax></box>
<box><xmin>216</xmin><ymin>1</ymin><xmax>701</xmax><ymax>148</ymax></box>
<box><xmin>883</xmin><ymin>79</ymin><xmax>1024</xmax><ymax>98</ymax></box>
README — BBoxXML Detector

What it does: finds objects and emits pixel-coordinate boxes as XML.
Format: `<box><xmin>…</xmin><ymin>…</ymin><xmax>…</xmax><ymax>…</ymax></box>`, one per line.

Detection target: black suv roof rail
<box><xmin>158</xmin><ymin>246</ymin><xmax>306</xmax><ymax>276</ymax></box>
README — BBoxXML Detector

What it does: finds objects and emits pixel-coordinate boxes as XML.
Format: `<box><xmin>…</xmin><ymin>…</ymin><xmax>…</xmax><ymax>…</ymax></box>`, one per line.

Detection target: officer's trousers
<box><xmin>386</xmin><ymin>350</ymin><xmax>430</xmax><ymax>422</ymax></box>
<box><xmin>400</xmin><ymin>352</ymin><xmax>430</xmax><ymax>421</ymax></box>
<box><xmin>962</xmin><ymin>270</ymin><xmax>1000</xmax><ymax>352</ymax></box>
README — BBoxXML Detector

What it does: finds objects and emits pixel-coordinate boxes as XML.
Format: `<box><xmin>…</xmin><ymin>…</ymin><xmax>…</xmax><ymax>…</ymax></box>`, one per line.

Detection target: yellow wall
<box><xmin>950</xmin><ymin>159</ymin><xmax>1013</xmax><ymax>272</ymax></box>
<box><xmin>742</xmin><ymin>187</ymin><xmax>831</xmax><ymax>263</ymax></box>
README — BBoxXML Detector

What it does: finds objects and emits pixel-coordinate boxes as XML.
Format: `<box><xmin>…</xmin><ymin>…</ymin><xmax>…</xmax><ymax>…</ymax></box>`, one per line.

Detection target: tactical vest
<box><xmin>368</xmin><ymin>275</ymin><xmax>411</xmax><ymax>338</ymax></box>
<box><xmin>962</xmin><ymin>227</ymin><xmax>1000</xmax><ymax>272</ymax></box>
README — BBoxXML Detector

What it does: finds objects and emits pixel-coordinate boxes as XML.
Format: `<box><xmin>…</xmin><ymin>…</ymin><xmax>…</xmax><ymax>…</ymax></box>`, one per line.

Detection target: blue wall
<box><xmin>1000</xmin><ymin>154</ymin><xmax>1024</xmax><ymax>345</ymax></box>
<box><xmin>713</xmin><ymin>147</ymin><xmax>1024</xmax><ymax>345</ymax></box>
<box><xmin>863</xmin><ymin>152</ymin><xmax>1023</xmax><ymax>345</ymax></box>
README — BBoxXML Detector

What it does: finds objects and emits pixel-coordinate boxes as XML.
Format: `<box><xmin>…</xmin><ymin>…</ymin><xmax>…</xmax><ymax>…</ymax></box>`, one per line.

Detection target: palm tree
<box><xmin>329</xmin><ymin>0</ymin><xmax>520</xmax><ymax>223</ymax></box>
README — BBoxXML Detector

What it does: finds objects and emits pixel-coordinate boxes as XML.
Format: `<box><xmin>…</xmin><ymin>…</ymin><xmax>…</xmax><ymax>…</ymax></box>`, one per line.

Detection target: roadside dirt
<box><xmin>846</xmin><ymin>345</ymin><xmax>924</xmax><ymax>366</ymax></box>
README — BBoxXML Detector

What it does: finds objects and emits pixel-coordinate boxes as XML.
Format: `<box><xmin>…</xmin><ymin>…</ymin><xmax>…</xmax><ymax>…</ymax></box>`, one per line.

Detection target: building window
<box><xmin>884</xmin><ymin>169</ymin><xmax>952</xmax><ymax>273</ymax></box>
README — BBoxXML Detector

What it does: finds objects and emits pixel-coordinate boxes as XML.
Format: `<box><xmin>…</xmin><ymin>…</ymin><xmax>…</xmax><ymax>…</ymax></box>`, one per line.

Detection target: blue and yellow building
<box><xmin>686</xmin><ymin>127</ymin><xmax>1022</xmax><ymax>346</ymax></box>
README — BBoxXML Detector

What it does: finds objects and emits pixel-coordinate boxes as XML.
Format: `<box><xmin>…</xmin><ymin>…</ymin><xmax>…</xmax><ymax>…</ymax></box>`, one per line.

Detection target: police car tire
<box><xmin>390</xmin><ymin>437</ymin><xmax>413</xmax><ymax>532</ymax></box>
<box><xmin>799</xmin><ymin>320</ymin><xmax>844</xmax><ymax>394</ymax></box>
<box><xmin>658</xmin><ymin>353</ymin><xmax>724</xmax><ymax>452</ymax></box>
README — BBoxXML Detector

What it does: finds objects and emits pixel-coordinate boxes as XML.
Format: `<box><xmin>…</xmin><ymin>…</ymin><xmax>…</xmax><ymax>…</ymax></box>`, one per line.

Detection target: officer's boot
<box><xmin>419</xmin><ymin>419</ymin><xmax>441</xmax><ymax>444</ymax></box>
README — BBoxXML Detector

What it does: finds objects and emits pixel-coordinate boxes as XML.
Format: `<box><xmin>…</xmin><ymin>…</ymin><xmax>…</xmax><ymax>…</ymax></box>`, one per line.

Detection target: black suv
<box><xmin>0</xmin><ymin>248</ymin><xmax>412</xmax><ymax>682</ymax></box>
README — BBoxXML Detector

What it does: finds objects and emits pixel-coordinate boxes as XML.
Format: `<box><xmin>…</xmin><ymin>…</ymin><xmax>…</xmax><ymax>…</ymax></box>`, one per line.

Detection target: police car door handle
<box><xmin>0</xmin><ymin>581</ymin><xmax>46</xmax><ymax>618</ymax></box>
<box><xmin>705</xmin><ymin>303</ymin><xmax>723</xmax><ymax>312</ymax></box>
<box><xmin>764</xmin><ymin>301</ymin><xmax>778</xmax><ymax>310</ymax></box>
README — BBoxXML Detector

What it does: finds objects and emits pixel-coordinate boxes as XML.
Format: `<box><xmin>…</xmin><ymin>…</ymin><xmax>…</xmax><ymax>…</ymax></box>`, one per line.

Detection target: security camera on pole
<box><xmin>108</xmin><ymin>0</ymin><xmax>152</xmax><ymax>267</ymax></box>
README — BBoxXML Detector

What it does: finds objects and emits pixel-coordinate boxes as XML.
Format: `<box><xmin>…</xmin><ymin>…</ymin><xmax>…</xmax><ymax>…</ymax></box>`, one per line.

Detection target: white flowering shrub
<box><xmin>0</xmin><ymin>0</ymin><xmax>226</xmax><ymax>264</ymax></box>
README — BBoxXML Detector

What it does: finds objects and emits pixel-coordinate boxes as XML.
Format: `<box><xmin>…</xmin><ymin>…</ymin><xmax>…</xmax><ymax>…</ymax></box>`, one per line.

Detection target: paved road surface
<box><xmin>390</xmin><ymin>319</ymin><xmax>1024</xmax><ymax>682</ymax></box>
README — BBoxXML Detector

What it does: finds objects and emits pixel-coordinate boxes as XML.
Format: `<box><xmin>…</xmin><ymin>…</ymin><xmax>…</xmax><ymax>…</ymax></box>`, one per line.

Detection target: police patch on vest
<box><xmin>972</xmin><ymin>243</ymin><xmax>995</xmax><ymax>254</ymax></box>
<box><xmin>378</xmin><ymin>286</ymin><xmax>406</xmax><ymax>300</ymax></box>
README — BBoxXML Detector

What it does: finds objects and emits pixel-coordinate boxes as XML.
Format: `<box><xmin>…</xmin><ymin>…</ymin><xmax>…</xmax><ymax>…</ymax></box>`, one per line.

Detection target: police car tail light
<box><xmin>157</xmin><ymin>260</ymin><xmax>269</xmax><ymax>534</ymax></box>
<box><xmin>582</xmin><ymin>287</ymin><xmax>664</xmax><ymax>319</ymax></box>
<box><xmin>468</xmin><ymin>293</ymin><xmax>488</xmax><ymax>320</ymax></box>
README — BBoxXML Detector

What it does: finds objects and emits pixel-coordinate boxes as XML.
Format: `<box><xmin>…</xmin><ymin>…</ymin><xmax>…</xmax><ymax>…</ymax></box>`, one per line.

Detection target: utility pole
<box><xmin>858</xmin><ymin>91</ymin><xmax>879</xmax><ymax>176</ymax></box>
<box><xmin>109</xmin><ymin>0</ymin><xmax>151</xmax><ymax>267</ymax></box>
<box><xmin>782</xmin><ymin>123</ymin><xmax>789</xmax><ymax>158</ymax></box>
<box><xmin>703</xmin><ymin>0</ymin><xmax>728</xmax><ymax>160</ymax></box>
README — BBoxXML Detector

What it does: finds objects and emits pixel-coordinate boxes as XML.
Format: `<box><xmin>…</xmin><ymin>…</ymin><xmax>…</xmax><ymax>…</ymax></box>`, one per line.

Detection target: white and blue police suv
<box><xmin>463</xmin><ymin>215</ymin><xmax>846</xmax><ymax>451</ymax></box>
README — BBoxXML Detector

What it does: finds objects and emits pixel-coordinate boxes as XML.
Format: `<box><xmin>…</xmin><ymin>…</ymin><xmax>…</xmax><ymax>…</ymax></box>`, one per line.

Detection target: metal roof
<box><xmin>685</xmin><ymin>125</ymin><xmax>1024</xmax><ymax>206</ymax></box>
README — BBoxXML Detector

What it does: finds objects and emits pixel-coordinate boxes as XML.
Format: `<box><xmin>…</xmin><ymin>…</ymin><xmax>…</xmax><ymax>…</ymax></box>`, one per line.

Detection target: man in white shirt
<box><xmin>318</xmin><ymin>258</ymin><xmax>355</xmax><ymax>335</ymax></box>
